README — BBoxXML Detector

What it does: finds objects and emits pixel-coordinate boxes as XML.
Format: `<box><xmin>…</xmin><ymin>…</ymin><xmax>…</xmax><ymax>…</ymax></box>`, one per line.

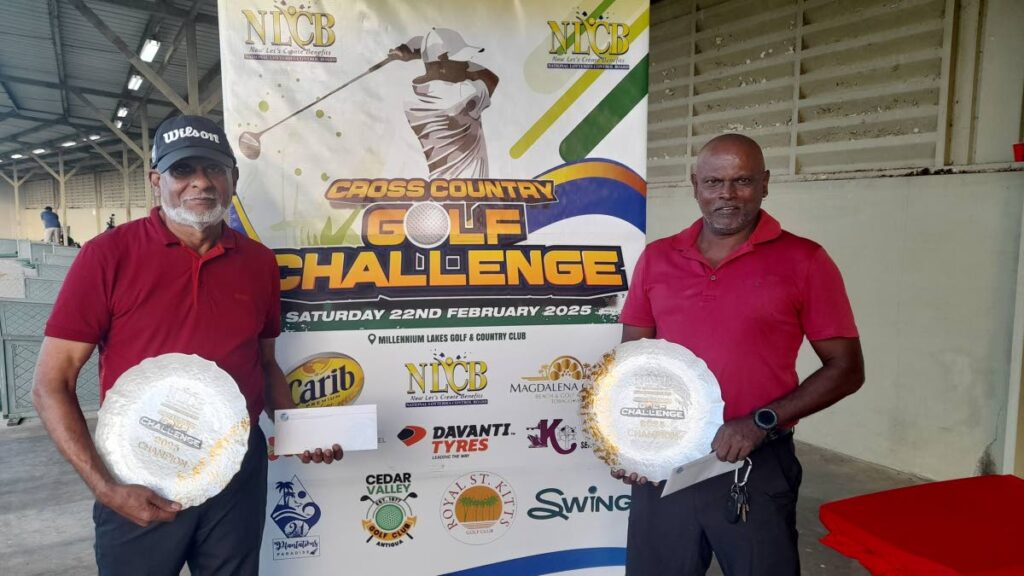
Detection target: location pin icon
<box><xmin>368</xmin><ymin>333</ymin><xmax>376</xmax><ymax>345</ymax></box>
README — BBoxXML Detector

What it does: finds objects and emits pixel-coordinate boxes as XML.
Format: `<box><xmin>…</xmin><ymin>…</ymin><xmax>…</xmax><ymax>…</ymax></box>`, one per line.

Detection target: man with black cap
<box><xmin>33</xmin><ymin>115</ymin><xmax>343</xmax><ymax>575</ymax></box>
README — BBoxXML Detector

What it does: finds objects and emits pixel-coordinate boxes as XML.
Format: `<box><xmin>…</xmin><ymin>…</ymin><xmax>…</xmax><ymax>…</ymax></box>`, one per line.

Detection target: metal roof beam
<box><xmin>0</xmin><ymin>73</ymin><xmax>176</xmax><ymax>107</ymax></box>
<box><xmin>86</xmin><ymin>0</ymin><xmax>218</xmax><ymax>27</ymax></box>
<box><xmin>47</xmin><ymin>0</ymin><xmax>70</xmax><ymax>118</ymax></box>
<box><xmin>67</xmin><ymin>0</ymin><xmax>190</xmax><ymax>114</ymax></box>
<box><xmin>68</xmin><ymin>87</ymin><xmax>146</xmax><ymax>159</ymax></box>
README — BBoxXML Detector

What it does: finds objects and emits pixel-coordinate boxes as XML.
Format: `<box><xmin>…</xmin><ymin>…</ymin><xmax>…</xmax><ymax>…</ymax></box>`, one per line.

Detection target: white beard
<box><xmin>164</xmin><ymin>203</ymin><xmax>227</xmax><ymax>230</ymax></box>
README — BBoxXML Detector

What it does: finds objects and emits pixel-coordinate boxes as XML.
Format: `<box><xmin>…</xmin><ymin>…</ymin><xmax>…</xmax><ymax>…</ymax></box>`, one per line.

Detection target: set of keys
<box><xmin>726</xmin><ymin>457</ymin><xmax>753</xmax><ymax>524</ymax></box>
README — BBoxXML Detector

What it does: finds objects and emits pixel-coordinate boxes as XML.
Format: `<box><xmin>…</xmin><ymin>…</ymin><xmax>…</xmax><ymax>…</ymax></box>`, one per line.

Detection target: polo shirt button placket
<box><xmin>710</xmin><ymin>274</ymin><xmax>717</xmax><ymax>281</ymax></box>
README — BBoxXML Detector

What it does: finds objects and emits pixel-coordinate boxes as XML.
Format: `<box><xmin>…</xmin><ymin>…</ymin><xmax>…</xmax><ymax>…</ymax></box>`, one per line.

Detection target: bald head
<box><xmin>696</xmin><ymin>134</ymin><xmax>766</xmax><ymax>173</ymax></box>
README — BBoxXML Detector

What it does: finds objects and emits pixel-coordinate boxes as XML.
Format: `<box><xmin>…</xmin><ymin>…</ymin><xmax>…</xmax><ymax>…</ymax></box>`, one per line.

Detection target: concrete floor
<box><xmin>0</xmin><ymin>418</ymin><xmax>925</xmax><ymax>576</ymax></box>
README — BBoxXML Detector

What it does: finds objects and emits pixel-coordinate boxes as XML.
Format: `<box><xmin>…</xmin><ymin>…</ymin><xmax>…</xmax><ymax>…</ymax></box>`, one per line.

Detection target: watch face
<box><xmin>756</xmin><ymin>409</ymin><xmax>776</xmax><ymax>428</ymax></box>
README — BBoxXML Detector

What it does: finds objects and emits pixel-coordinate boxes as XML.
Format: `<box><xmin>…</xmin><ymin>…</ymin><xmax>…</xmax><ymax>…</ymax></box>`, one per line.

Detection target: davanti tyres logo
<box><xmin>287</xmin><ymin>353</ymin><xmax>364</xmax><ymax>408</ymax></box>
<box><xmin>440</xmin><ymin>471</ymin><xmax>517</xmax><ymax>544</ymax></box>
<box><xmin>240</xmin><ymin>0</ymin><xmax>337</xmax><ymax>62</ymax></box>
<box><xmin>397</xmin><ymin>425</ymin><xmax>427</xmax><ymax>446</ymax></box>
<box><xmin>361</xmin><ymin>473</ymin><xmax>417</xmax><ymax>548</ymax></box>
<box><xmin>270</xmin><ymin>475</ymin><xmax>321</xmax><ymax>559</ymax></box>
<box><xmin>400</xmin><ymin>423</ymin><xmax>514</xmax><ymax>460</ymax></box>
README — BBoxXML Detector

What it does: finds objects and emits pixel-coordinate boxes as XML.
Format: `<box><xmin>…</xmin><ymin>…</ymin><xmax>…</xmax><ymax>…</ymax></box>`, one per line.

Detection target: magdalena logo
<box><xmin>270</xmin><ymin>475</ymin><xmax>321</xmax><ymax>560</ymax></box>
<box><xmin>440</xmin><ymin>471</ymin><xmax>517</xmax><ymax>545</ymax></box>
<box><xmin>406</xmin><ymin>352</ymin><xmax>488</xmax><ymax>408</ymax></box>
<box><xmin>287</xmin><ymin>353</ymin><xmax>364</xmax><ymax>408</ymax></box>
<box><xmin>526</xmin><ymin>418</ymin><xmax>590</xmax><ymax>455</ymax></box>
<box><xmin>547</xmin><ymin>8</ymin><xmax>631</xmax><ymax>70</ymax></box>
<box><xmin>361</xmin><ymin>473</ymin><xmax>417</xmax><ymax>548</ymax></box>
<box><xmin>528</xmin><ymin>485</ymin><xmax>631</xmax><ymax>521</ymax></box>
<box><xmin>511</xmin><ymin>355</ymin><xmax>593</xmax><ymax>405</ymax></box>
<box><xmin>240</xmin><ymin>0</ymin><xmax>337</xmax><ymax>62</ymax></box>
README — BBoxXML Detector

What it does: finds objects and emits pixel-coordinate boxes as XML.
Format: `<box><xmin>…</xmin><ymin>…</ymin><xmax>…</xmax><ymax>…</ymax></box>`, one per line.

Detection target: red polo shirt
<box><xmin>620</xmin><ymin>211</ymin><xmax>858</xmax><ymax>421</ymax></box>
<box><xmin>45</xmin><ymin>207</ymin><xmax>281</xmax><ymax>421</ymax></box>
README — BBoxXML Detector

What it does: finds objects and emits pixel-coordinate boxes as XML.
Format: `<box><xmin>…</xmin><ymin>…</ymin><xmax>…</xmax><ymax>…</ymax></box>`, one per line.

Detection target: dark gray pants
<box><xmin>626</xmin><ymin>434</ymin><xmax>802</xmax><ymax>576</ymax></box>
<box><xmin>94</xmin><ymin>428</ymin><xmax>268</xmax><ymax>576</ymax></box>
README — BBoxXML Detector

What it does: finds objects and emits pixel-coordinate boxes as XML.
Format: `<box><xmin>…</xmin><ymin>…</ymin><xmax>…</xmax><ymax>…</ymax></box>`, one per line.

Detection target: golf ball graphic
<box><xmin>404</xmin><ymin>203</ymin><xmax>450</xmax><ymax>248</ymax></box>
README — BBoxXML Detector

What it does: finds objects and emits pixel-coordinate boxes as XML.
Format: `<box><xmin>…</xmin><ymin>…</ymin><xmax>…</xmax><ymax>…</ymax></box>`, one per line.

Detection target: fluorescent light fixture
<box><xmin>11</xmin><ymin>153</ymin><xmax>24</xmax><ymax>159</ymax></box>
<box><xmin>140</xmin><ymin>39</ymin><xmax>160</xmax><ymax>62</ymax></box>
<box><xmin>114</xmin><ymin>120</ymin><xmax>123</xmax><ymax>129</ymax></box>
<box><xmin>128</xmin><ymin>74</ymin><xmax>143</xmax><ymax>91</ymax></box>
<box><xmin>61</xmin><ymin>141</ymin><xmax>76</xmax><ymax>147</ymax></box>
<box><xmin>116</xmin><ymin>106</ymin><xmax>128</xmax><ymax>118</ymax></box>
<box><xmin>32</xmin><ymin>148</ymin><xmax>46</xmax><ymax>154</ymax></box>
<box><xmin>88</xmin><ymin>134</ymin><xmax>101</xmax><ymax>141</ymax></box>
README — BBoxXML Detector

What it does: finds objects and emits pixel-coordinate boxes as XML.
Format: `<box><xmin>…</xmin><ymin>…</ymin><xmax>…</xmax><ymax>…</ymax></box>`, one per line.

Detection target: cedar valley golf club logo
<box><xmin>361</xmin><ymin>473</ymin><xmax>417</xmax><ymax>548</ymax></box>
<box><xmin>439</xmin><ymin>471</ymin><xmax>516</xmax><ymax>545</ymax></box>
<box><xmin>270</xmin><ymin>475</ymin><xmax>321</xmax><ymax>559</ymax></box>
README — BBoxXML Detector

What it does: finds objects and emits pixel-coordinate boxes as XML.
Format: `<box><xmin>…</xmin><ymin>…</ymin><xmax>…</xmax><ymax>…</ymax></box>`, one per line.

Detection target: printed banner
<box><xmin>218</xmin><ymin>1</ymin><xmax>649</xmax><ymax>573</ymax></box>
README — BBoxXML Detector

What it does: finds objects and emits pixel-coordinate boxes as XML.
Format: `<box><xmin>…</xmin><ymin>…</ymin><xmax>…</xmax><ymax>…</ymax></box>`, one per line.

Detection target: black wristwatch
<box><xmin>753</xmin><ymin>408</ymin><xmax>779</xmax><ymax>440</ymax></box>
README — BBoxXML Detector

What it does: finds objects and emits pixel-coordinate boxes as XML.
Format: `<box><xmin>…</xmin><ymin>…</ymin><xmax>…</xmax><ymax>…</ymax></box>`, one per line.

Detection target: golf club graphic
<box><xmin>360</xmin><ymin>492</ymin><xmax>418</xmax><ymax>543</ymax></box>
<box><xmin>238</xmin><ymin>56</ymin><xmax>394</xmax><ymax>160</ymax></box>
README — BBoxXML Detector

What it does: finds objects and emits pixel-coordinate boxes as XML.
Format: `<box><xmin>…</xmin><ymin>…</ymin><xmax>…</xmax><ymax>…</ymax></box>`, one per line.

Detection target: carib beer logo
<box><xmin>287</xmin><ymin>353</ymin><xmax>364</xmax><ymax>408</ymax></box>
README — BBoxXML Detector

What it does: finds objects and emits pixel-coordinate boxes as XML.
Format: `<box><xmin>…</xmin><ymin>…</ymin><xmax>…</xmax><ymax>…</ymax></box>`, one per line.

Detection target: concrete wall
<box><xmin>648</xmin><ymin>170</ymin><xmax>1024</xmax><ymax>480</ymax></box>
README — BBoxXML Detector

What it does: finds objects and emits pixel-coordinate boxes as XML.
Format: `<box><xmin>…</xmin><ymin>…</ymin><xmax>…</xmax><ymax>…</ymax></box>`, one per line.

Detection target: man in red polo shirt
<box><xmin>615</xmin><ymin>134</ymin><xmax>864</xmax><ymax>575</ymax></box>
<box><xmin>32</xmin><ymin>115</ymin><xmax>343</xmax><ymax>576</ymax></box>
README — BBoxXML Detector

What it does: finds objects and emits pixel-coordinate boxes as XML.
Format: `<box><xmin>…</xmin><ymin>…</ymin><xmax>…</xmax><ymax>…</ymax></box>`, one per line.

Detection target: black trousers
<box><xmin>94</xmin><ymin>427</ymin><xmax>268</xmax><ymax>576</ymax></box>
<box><xmin>626</xmin><ymin>434</ymin><xmax>803</xmax><ymax>576</ymax></box>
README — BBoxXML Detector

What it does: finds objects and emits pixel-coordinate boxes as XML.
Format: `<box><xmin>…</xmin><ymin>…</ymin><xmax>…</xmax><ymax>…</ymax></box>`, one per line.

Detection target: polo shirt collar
<box><xmin>148</xmin><ymin>206</ymin><xmax>236</xmax><ymax>249</ymax></box>
<box><xmin>670</xmin><ymin>209</ymin><xmax>782</xmax><ymax>253</ymax></box>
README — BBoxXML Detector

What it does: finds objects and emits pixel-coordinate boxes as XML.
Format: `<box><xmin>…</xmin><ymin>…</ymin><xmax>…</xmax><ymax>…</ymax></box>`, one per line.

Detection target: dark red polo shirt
<box><xmin>45</xmin><ymin>207</ymin><xmax>281</xmax><ymax>421</ymax></box>
<box><xmin>620</xmin><ymin>211</ymin><xmax>858</xmax><ymax>421</ymax></box>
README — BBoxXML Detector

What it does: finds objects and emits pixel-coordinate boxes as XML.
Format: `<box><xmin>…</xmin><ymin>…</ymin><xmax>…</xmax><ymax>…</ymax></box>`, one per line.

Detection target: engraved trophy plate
<box><xmin>95</xmin><ymin>353</ymin><xmax>250</xmax><ymax>508</ymax></box>
<box><xmin>581</xmin><ymin>339</ymin><xmax>724</xmax><ymax>481</ymax></box>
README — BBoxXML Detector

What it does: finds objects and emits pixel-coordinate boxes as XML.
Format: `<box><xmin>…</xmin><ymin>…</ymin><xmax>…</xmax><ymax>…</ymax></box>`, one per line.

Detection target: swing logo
<box><xmin>239</xmin><ymin>0</ymin><xmax>338</xmax><ymax>62</ymax></box>
<box><xmin>270</xmin><ymin>475</ymin><xmax>322</xmax><ymax>560</ymax></box>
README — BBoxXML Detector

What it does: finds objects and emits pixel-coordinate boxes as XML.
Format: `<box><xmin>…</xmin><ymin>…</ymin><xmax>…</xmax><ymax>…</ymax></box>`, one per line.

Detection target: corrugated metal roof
<box><xmin>0</xmin><ymin>0</ymin><xmax>222</xmax><ymax>171</ymax></box>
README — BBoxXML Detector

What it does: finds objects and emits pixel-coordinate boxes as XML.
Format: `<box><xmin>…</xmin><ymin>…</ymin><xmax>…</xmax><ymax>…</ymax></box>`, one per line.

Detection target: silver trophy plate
<box><xmin>95</xmin><ymin>353</ymin><xmax>250</xmax><ymax>508</ymax></box>
<box><xmin>581</xmin><ymin>339</ymin><xmax>724</xmax><ymax>481</ymax></box>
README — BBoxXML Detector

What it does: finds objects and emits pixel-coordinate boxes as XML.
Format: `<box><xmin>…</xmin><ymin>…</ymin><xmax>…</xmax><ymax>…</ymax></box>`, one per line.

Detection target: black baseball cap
<box><xmin>151</xmin><ymin>115</ymin><xmax>235</xmax><ymax>173</ymax></box>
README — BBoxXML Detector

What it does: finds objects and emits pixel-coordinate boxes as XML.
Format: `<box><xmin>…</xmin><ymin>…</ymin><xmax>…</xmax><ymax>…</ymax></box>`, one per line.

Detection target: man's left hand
<box><xmin>710</xmin><ymin>419</ymin><xmax>766</xmax><ymax>463</ymax></box>
<box><xmin>298</xmin><ymin>444</ymin><xmax>344</xmax><ymax>465</ymax></box>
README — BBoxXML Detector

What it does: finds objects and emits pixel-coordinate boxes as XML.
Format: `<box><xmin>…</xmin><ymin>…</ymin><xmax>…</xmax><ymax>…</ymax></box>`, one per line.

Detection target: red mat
<box><xmin>820</xmin><ymin>475</ymin><xmax>1024</xmax><ymax>575</ymax></box>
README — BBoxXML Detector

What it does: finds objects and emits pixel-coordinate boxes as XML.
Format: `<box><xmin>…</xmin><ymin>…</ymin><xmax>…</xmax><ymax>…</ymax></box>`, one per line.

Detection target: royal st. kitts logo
<box><xmin>287</xmin><ymin>353</ymin><xmax>364</xmax><ymax>407</ymax></box>
<box><xmin>440</xmin><ymin>471</ymin><xmax>517</xmax><ymax>544</ymax></box>
<box><xmin>360</xmin><ymin>473</ymin><xmax>417</xmax><ymax>548</ymax></box>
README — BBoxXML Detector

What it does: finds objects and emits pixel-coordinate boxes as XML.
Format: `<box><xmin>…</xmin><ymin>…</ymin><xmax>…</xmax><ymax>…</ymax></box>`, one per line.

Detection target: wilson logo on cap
<box><xmin>162</xmin><ymin>126</ymin><xmax>222</xmax><ymax>145</ymax></box>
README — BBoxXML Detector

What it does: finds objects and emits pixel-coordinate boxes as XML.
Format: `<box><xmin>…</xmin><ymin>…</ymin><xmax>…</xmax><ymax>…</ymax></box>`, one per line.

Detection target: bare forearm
<box><xmin>263</xmin><ymin>364</ymin><xmax>295</xmax><ymax>420</ymax></box>
<box><xmin>766</xmin><ymin>345</ymin><xmax>864</xmax><ymax>425</ymax></box>
<box><xmin>34</xmin><ymin>386</ymin><xmax>115</xmax><ymax>499</ymax></box>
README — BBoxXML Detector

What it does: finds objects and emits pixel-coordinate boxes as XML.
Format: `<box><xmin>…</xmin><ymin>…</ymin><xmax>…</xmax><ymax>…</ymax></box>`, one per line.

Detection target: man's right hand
<box><xmin>610</xmin><ymin>468</ymin><xmax>650</xmax><ymax>486</ymax></box>
<box><xmin>98</xmin><ymin>483</ymin><xmax>181</xmax><ymax>527</ymax></box>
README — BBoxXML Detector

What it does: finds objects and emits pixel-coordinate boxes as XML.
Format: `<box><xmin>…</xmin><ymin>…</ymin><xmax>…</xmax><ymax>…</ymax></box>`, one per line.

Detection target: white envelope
<box><xmin>660</xmin><ymin>452</ymin><xmax>743</xmax><ymax>497</ymax></box>
<box><xmin>274</xmin><ymin>405</ymin><xmax>378</xmax><ymax>455</ymax></box>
